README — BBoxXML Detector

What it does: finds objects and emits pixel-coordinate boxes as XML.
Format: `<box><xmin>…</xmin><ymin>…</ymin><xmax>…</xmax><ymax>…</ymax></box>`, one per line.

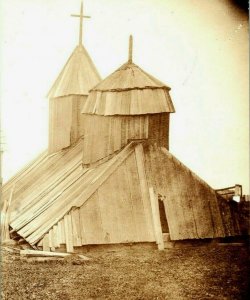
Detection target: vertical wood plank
<box><xmin>134</xmin><ymin>144</ymin><xmax>155</xmax><ymax>241</ymax></box>
<box><xmin>124</xmin><ymin>156</ymin><xmax>140</xmax><ymax>242</ymax></box>
<box><xmin>60</xmin><ymin>219</ymin><xmax>66</xmax><ymax>244</ymax></box>
<box><xmin>49</xmin><ymin>97</ymin><xmax>72</xmax><ymax>153</ymax></box>
<box><xmin>64</xmin><ymin>214</ymin><xmax>74</xmax><ymax>253</ymax></box>
<box><xmin>57</xmin><ymin>220</ymin><xmax>62</xmax><ymax>246</ymax></box>
<box><xmin>42</xmin><ymin>233</ymin><xmax>50</xmax><ymax>251</ymax></box>
<box><xmin>48</xmin><ymin>229</ymin><xmax>53</xmax><ymax>249</ymax></box>
<box><xmin>98</xmin><ymin>175</ymin><xmax>119</xmax><ymax>243</ymax></box>
<box><xmin>81</xmin><ymin>191</ymin><xmax>107</xmax><ymax>244</ymax></box>
<box><xmin>70</xmin><ymin>96</ymin><xmax>78</xmax><ymax>144</ymax></box>
<box><xmin>71</xmin><ymin>209</ymin><xmax>82</xmax><ymax>246</ymax></box>
<box><xmin>79</xmin><ymin>95</ymin><xmax>87</xmax><ymax>136</ymax></box>
<box><xmin>1</xmin><ymin>184</ymin><xmax>15</xmax><ymax>241</ymax></box>
<box><xmin>208</xmin><ymin>193</ymin><xmax>226</xmax><ymax>237</ymax></box>
<box><xmin>125</xmin><ymin>151</ymin><xmax>154</xmax><ymax>242</ymax></box>
<box><xmin>52</xmin><ymin>225</ymin><xmax>59</xmax><ymax>248</ymax></box>
<box><xmin>114</xmin><ymin>164</ymin><xmax>137</xmax><ymax>243</ymax></box>
<box><xmin>149</xmin><ymin>187</ymin><xmax>164</xmax><ymax>250</ymax></box>
<box><xmin>79</xmin><ymin>205</ymin><xmax>87</xmax><ymax>245</ymax></box>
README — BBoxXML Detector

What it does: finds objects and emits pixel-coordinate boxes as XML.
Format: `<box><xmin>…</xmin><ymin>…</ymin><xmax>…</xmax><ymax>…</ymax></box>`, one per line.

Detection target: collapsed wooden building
<box><xmin>1</xmin><ymin>6</ymin><xmax>241</xmax><ymax>253</ymax></box>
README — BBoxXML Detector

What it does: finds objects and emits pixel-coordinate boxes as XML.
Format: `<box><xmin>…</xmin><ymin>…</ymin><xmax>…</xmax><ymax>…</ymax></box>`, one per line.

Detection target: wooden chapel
<box><xmin>1</xmin><ymin>4</ymin><xmax>241</xmax><ymax>253</ymax></box>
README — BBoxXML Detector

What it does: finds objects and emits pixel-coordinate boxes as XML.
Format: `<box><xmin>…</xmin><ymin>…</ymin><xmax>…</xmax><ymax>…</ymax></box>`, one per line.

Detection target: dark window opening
<box><xmin>158</xmin><ymin>196</ymin><xmax>169</xmax><ymax>233</ymax></box>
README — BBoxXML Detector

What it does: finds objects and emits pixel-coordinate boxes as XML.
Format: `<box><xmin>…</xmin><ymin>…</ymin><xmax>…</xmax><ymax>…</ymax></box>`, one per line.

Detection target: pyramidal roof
<box><xmin>48</xmin><ymin>44</ymin><xmax>101</xmax><ymax>98</ymax></box>
<box><xmin>90</xmin><ymin>61</ymin><xmax>170</xmax><ymax>92</ymax></box>
<box><xmin>82</xmin><ymin>36</ymin><xmax>175</xmax><ymax>116</ymax></box>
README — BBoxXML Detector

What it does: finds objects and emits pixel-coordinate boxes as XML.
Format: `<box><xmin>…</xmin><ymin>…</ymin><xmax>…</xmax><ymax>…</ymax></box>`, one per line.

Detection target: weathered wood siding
<box><xmin>216</xmin><ymin>195</ymin><xmax>241</xmax><ymax>236</ymax></box>
<box><xmin>82</xmin><ymin>113</ymin><xmax>169</xmax><ymax>165</ymax></box>
<box><xmin>49</xmin><ymin>97</ymin><xmax>72</xmax><ymax>153</ymax></box>
<box><xmin>5</xmin><ymin>140</ymin><xmax>242</xmax><ymax>252</ymax></box>
<box><xmin>2</xmin><ymin>140</ymin><xmax>83</xmax><ymax>220</ymax></box>
<box><xmin>49</xmin><ymin>95</ymin><xmax>87</xmax><ymax>154</ymax></box>
<box><xmin>39</xmin><ymin>146</ymin><xmax>155</xmax><ymax>251</ymax></box>
<box><xmin>81</xmin><ymin>62</ymin><xmax>175</xmax><ymax>115</ymax></box>
<box><xmin>144</xmin><ymin>144</ymin><xmax>226</xmax><ymax>240</ymax></box>
<box><xmin>82</xmin><ymin>114</ymin><xmax>148</xmax><ymax>165</ymax></box>
<box><xmin>47</xmin><ymin>45</ymin><xmax>101</xmax><ymax>99</ymax></box>
<box><xmin>70</xmin><ymin>95</ymin><xmax>86</xmax><ymax>144</ymax></box>
<box><xmin>148</xmin><ymin>113</ymin><xmax>169</xmax><ymax>149</ymax></box>
<box><xmin>82</xmin><ymin>89</ymin><xmax>174</xmax><ymax>115</ymax></box>
<box><xmin>9</xmin><ymin>142</ymin><xmax>153</xmax><ymax>248</ymax></box>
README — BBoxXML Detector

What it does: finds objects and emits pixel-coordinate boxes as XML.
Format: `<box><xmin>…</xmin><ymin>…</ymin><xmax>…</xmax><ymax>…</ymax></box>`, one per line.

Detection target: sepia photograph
<box><xmin>1</xmin><ymin>0</ymin><xmax>249</xmax><ymax>299</ymax></box>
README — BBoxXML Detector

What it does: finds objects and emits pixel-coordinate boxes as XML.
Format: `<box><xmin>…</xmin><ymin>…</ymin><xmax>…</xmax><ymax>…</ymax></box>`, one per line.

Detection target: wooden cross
<box><xmin>71</xmin><ymin>1</ymin><xmax>91</xmax><ymax>45</ymax></box>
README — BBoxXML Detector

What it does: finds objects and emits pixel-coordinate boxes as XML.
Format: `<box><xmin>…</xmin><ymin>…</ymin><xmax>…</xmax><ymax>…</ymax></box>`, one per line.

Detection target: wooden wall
<box><xmin>216</xmin><ymin>195</ymin><xmax>241</xmax><ymax>236</ymax></box>
<box><xmin>82</xmin><ymin>113</ymin><xmax>169</xmax><ymax>165</ymax></box>
<box><xmin>38</xmin><ymin>148</ymin><xmax>155</xmax><ymax>252</ymax></box>
<box><xmin>49</xmin><ymin>95</ymin><xmax>87</xmax><ymax>154</ymax></box>
<box><xmin>144</xmin><ymin>144</ymin><xmax>227</xmax><ymax>240</ymax></box>
<box><xmin>6</xmin><ymin>140</ymin><xmax>242</xmax><ymax>252</ymax></box>
<box><xmin>70</xmin><ymin>95</ymin><xmax>86</xmax><ymax>144</ymax></box>
<box><xmin>148</xmin><ymin>113</ymin><xmax>169</xmax><ymax>149</ymax></box>
<box><xmin>49</xmin><ymin>97</ymin><xmax>71</xmax><ymax>153</ymax></box>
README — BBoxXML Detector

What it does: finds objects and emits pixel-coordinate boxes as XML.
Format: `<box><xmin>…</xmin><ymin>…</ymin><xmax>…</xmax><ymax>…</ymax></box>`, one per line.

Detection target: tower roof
<box><xmin>81</xmin><ymin>61</ymin><xmax>175</xmax><ymax>115</ymax></box>
<box><xmin>91</xmin><ymin>61</ymin><xmax>170</xmax><ymax>91</ymax></box>
<box><xmin>81</xmin><ymin>36</ymin><xmax>175</xmax><ymax>115</ymax></box>
<box><xmin>47</xmin><ymin>45</ymin><xmax>101</xmax><ymax>98</ymax></box>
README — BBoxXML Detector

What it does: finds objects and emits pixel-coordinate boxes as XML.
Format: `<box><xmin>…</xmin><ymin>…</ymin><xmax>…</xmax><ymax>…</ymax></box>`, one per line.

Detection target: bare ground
<box><xmin>1</xmin><ymin>243</ymin><xmax>249</xmax><ymax>300</ymax></box>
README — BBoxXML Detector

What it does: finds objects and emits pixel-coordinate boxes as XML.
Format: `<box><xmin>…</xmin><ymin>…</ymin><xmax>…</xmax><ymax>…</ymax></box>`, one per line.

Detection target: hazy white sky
<box><xmin>0</xmin><ymin>0</ymin><xmax>249</xmax><ymax>193</ymax></box>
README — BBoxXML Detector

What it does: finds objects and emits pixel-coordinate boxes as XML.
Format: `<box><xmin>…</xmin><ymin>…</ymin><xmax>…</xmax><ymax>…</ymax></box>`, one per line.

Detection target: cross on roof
<box><xmin>71</xmin><ymin>1</ymin><xmax>91</xmax><ymax>45</ymax></box>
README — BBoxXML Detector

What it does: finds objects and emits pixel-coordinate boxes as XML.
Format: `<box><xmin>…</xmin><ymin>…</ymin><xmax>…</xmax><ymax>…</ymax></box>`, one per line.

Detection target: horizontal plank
<box><xmin>20</xmin><ymin>249</ymin><xmax>70</xmax><ymax>257</ymax></box>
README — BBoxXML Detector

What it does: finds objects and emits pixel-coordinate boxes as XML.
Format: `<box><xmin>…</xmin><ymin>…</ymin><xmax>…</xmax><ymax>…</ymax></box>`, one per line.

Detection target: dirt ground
<box><xmin>1</xmin><ymin>243</ymin><xmax>249</xmax><ymax>300</ymax></box>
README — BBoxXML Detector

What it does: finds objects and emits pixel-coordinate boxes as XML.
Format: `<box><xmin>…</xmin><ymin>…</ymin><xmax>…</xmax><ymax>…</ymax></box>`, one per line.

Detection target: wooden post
<box><xmin>64</xmin><ymin>214</ymin><xmax>74</xmax><ymax>253</ymax></box>
<box><xmin>128</xmin><ymin>35</ymin><xmax>133</xmax><ymax>63</ymax></box>
<box><xmin>1</xmin><ymin>184</ymin><xmax>15</xmax><ymax>242</ymax></box>
<box><xmin>149</xmin><ymin>187</ymin><xmax>164</xmax><ymax>250</ymax></box>
<box><xmin>42</xmin><ymin>234</ymin><xmax>50</xmax><ymax>251</ymax></box>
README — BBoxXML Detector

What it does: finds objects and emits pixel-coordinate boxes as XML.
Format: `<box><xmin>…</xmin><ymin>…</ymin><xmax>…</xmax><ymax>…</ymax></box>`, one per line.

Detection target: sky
<box><xmin>0</xmin><ymin>0</ymin><xmax>249</xmax><ymax>193</ymax></box>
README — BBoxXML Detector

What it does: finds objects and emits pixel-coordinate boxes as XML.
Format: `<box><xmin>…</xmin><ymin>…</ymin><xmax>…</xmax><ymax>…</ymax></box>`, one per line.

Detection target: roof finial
<box><xmin>71</xmin><ymin>1</ymin><xmax>91</xmax><ymax>45</ymax></box>
<box><xmin>128</xmin><ymin>35</ymin><xmax>133</xmax><ymax>63</ymax></box>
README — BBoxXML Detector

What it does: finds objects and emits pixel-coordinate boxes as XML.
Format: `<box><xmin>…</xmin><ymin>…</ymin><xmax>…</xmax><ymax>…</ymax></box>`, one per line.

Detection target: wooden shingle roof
<box><xmin>91</xmin><ymin>62</ymin><xmax>169</xmax><ymax>91</ymax></box>
<box><xmin>48</xmin><ymin>45</ymin><xmax>101</xmax><ymax>98</ymax></box>
<box><xmin>81</xmin><ymin>62</ymin><xmax>175</xmax><ymax>116</ymax></box>
<box><xmin>5</xmin><ymin>140</ymin><xmax>240</xmax><ymax>248</ymax></box>
<box><xmin>8</xmin><ymin>142</ymin><xmax>137</xmax><ymax>246</ymax></box>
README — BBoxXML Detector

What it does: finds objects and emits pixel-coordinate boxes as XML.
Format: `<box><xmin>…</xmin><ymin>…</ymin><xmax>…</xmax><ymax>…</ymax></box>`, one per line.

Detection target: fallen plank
<box><xmin>20</xmin><ymin>256</ymin><xmax>64</xmax><ymax>262</ymax></box>
<box><xmin>20</xmin><ymin>249</ymin><xmax>70</xmax><ymax>257</ymax></box>
<box><xmin>20</xmin><ymin>249</ymin><xmax>91</xmax><ymax>260</ymax></box>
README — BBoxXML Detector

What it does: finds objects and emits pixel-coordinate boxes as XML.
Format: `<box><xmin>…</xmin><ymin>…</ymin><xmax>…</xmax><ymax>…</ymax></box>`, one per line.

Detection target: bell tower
<box><xmin>47</xmin><ymin>2</ymin><xmax>101</xmax><ymax>154</ymax></box>
<box><xmin>81</xmin><ymin>36</ymin><xmax>175</xmax><ymax>165</ymax></box>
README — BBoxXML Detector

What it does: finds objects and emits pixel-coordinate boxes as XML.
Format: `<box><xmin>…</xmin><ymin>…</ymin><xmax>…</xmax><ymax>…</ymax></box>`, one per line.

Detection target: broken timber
<box><xmin>20</xmin><ymin>249</ymin><xmax>91</xmax><ymax>260</ymax></box>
